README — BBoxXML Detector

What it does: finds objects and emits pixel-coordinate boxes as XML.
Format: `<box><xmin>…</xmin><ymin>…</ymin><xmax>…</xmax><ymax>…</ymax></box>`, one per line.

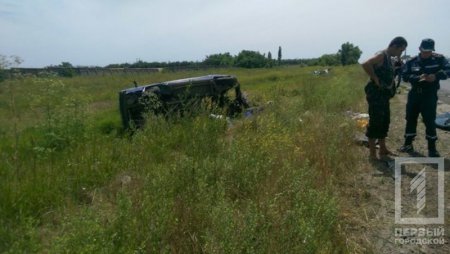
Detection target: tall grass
<box><xmin>0</xmin><ymin>65</ymin><xmax>367</xmax><ymax>253</ymax></box>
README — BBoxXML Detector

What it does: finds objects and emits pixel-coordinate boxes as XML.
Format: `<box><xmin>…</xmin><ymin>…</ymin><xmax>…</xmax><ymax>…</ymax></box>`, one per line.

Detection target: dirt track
<box><xmin>343</xmin><ymin>84</ymin><xmax>450</xmax><ymax>253</ymax></box>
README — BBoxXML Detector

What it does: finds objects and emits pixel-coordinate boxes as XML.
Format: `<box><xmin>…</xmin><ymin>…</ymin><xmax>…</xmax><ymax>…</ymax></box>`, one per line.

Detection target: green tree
<box><xmin>48</xmin><ymin>62</ymin><xmax>76</xmax><ymax>77</ymax></box>
<box><xmin>235</xmin><ymin>50</ymin><xmax>267</xmax><ymax>68</ymax></box>
<box><xmin>277</xmin><ymin>46</ymin><xmax>282</xmax><ymax>65</ymax></box>
<box><xmin>0</xmin><ymin>55</ymin><xmax>23</xmax><ymax>82</ymax></box>
<box><xmin>338</xmin><ymin>42</ymin><xmax>362</xmax><ymax>65</ymax></box>
<box><xmin>0</xmin><ymin>55</ymin><xmax>6</xmax><ymax>82</ymax></box>
<box><xmin>318</xmin><ymin>53</ymin><xmax>340</xmax><ymax>66</ymax></box>
<box><xmin>0</xmin><ymin>70</ymin><xmax>5</xmax><ymax>83</ymax></box>
<box><xmin>267</xmin><ymin>51</ymin><xmax>273</xmax><ymax>68</ymax></box>
<box><xmin>60</xmin><ymin>62</ymin><xmax>74</xmax><ymax>68</ymax></box>
<box><xmin>203</xmin><ymin>53</ymin><xmax>235</xmax><ymax>67</ymax></box>
<box><xmin>130</xmin><ymin>60</ymin><xmax>147</xmax><ymax>68</ymax></box>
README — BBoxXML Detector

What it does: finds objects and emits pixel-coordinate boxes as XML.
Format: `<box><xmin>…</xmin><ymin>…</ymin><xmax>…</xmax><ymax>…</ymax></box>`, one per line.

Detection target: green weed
<box><xmin>0</xmin><ymin>65</ymin><xmax>366</xmax><ymax>253</ymax></box>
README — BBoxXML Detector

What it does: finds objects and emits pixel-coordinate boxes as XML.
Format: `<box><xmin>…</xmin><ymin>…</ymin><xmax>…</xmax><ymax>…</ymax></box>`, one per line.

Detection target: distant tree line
<box><xmin>106</xmin><ymin>50</ymin><xmax>276</xmax><ymax>70</ymax></box>
<box><xmin>105</xmin><ymin>43</ymin><xmax>362</xmax><ymax>70</ymax></box>
<box><xmin>1</xmin><ymin>42</ymin><xmax>362</xmax><ymax>79</ymax></box>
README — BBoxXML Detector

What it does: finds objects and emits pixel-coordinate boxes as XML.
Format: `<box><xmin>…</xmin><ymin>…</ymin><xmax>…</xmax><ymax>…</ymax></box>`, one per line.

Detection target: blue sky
<box><xmin>1</xmin><ymin>0</ymin><xmax>449</xmax><ymax>67</ymax></box>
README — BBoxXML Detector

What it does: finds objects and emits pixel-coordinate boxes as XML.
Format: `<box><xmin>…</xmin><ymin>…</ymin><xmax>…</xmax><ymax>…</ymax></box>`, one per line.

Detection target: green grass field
<box><xmin>0</xmin><ymin>65</ymin><xmax>368</xmax><ymax>253</ymax></box>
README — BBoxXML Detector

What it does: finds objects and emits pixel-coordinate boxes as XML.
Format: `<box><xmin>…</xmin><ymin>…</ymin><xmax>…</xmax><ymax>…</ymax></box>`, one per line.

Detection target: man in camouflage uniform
<box><xmin>399</xmin><ymin>38</ymin><xmax>450</xmax><ymax>157</ymax></box>
<box><xmin>362</xmin><ymin>37</ymin><xmax>408</xmax><ymax>160</ymax></box>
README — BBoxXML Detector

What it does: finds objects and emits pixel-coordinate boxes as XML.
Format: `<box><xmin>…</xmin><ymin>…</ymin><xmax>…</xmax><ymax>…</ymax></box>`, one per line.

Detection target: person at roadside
<box><xmin>362</xmin><ymin>36</ymin><xmax>408</xmax><ymax>160</ymax></box>
<box><xmin>399</xmin><ymin>38</ymin><xmax>450</xmax><ymax>157</ymax></box>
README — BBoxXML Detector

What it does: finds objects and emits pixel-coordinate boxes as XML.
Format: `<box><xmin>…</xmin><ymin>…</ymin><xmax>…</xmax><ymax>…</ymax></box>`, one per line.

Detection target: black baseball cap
<box><xmin>420</xmin><ymin>38</ymin><xmax>435</xmax><ymax>52</ymax></box>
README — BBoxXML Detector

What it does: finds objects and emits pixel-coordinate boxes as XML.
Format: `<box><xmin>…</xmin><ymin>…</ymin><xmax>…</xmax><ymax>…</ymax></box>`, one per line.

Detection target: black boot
<box><xmin>399</xmin><ymin>136</ymin><xmax>414</xmax><ymax>153</ymax></box>
<box><xmin>428</xmin><ymin>140</ymin><xmax>440</xmax><ymax>157</ymax></box>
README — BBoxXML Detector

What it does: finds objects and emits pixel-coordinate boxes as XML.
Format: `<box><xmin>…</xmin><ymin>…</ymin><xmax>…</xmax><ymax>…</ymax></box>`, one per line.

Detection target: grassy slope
<box><xmin>0</xmin><ymin>65</ymin><xmax>368</xmax><ymax>253</ymax></box>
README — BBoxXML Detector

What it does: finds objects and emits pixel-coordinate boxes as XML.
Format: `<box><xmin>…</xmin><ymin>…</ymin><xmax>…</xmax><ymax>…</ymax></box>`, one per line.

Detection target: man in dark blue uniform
<box><xmin>399</xmin><ymin>38</ymin><xmax>450</xmax><ymax>157</ymax></box>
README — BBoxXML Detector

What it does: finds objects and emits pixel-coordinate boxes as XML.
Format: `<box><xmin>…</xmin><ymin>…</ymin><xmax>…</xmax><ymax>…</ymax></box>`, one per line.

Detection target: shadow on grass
<box><xmin>369</xmin><ymin>158</ymin><xmax>396</xmax><ymax>179</ymax></box>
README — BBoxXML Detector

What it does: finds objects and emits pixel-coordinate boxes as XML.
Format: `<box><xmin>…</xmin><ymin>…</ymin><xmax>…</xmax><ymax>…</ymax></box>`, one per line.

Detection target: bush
<box><xmin>235</xmin><ymin>50</ymin><xmax>268</xmax><ymax>68</ymax></box>
<box><xmin>203</xmin><ymin>53</ymin><xmax>235</xmax><ymax>67</ymax></box>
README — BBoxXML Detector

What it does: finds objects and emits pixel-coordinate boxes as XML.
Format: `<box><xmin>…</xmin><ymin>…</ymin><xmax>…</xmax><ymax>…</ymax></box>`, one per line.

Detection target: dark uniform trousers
<box><xmin>402</xmin><ymin>53</ymin><xmax>449</xmax><ymax>145</ymax></box>
<box><xmin>404</xmin><ymin>86</ymin><xmax>438</xmax><ymax>142</ymax></box>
